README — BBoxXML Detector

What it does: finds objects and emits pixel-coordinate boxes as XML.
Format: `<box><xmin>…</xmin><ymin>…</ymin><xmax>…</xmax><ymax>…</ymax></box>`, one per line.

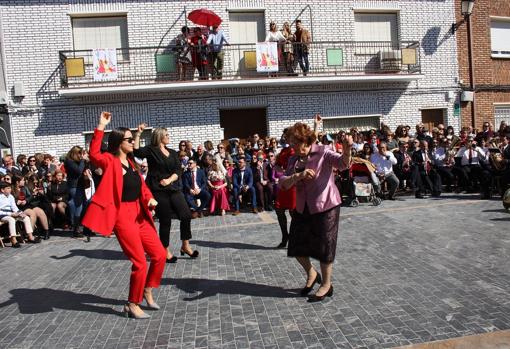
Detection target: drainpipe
<box><xmin>466</xmin><ymin>14</ymin><xmax>476</xmax><ymax>129</ymax></box>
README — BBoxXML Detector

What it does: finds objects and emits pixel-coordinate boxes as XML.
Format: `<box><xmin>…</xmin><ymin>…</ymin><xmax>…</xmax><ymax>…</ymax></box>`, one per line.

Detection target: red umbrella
<box><xmin>188</xmin><ymin>9</ymin><xmax>222</xmax><ymax>27</ymax></box>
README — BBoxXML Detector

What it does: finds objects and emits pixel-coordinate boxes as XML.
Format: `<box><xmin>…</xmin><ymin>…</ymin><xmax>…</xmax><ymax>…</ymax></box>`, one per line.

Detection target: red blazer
<box><xmin>82</xmin><ymin>129</ymin><xmax>156</xmax><ymax>236</ymax></box>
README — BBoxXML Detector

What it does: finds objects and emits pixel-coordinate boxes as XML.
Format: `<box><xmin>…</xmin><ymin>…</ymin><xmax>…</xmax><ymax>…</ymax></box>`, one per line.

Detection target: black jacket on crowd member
<box><xmin>38</xmin><ymin>164</ymin><xmax>56</xmax><ymax>179</ymax></box>
<box><xmin>47</xmin><ymin>181</ymin><xmax>69</xmax><ymax>203</ymax></box>
<box><xmin>192</xmin><ymin>152</ymin><xmax>207</xmax><ymax>169</ymax></box>
<box><xmin>412</xmin><ymin>150</ymin><xmax>442</xmax><ymax>195</ymax></box>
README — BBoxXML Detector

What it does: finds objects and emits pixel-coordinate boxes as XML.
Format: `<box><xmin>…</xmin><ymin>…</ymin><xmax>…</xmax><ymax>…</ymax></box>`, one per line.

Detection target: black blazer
<box><xmin>133</xmin><ymin>145</ymin><xmax>182</xmax><ymax>192</ymax></box>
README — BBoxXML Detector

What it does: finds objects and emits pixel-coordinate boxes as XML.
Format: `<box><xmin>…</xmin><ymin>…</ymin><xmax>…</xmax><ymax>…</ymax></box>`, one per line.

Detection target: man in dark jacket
<box><xmin>182</xmin><ymin>159</ymin><xmax>211</xmax><ymax>218</ymax></box>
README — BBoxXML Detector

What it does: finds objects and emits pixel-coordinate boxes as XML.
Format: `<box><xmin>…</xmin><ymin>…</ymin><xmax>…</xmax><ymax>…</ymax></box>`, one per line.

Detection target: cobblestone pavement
<box><xmin>0</xmin><ymin>194</ymin><xmax>509</xmax><ymax>349</ymax></box>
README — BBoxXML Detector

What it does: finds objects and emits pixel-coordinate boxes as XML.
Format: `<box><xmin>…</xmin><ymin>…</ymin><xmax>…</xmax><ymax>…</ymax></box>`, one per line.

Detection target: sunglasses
<box><xmin>29</xmin><ymin>159</ymin><xmax>36</xmax><ymax>162</ymax></box>
<box><xmin>123</xmin><ymin>137</ymin><xmax>135</xmax><ymax>143</ymax></box>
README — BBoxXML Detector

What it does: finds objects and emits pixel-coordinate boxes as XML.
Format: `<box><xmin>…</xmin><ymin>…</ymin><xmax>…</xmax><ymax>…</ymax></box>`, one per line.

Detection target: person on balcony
<box><xmin>190</xmin><ymin>27</ymin><xmax>208</xmax><ymax>80</ymax></box>
<box><xmin>293</xmin><ymin>20</ymin><xmax>311</xmax><ymax>76</ymax></box>
<box><xmin>265</xmin><ymin>21</ymin><xmax>286</xmax><ymax>75</ymax></box>
<box><xmin>281</xmin><ymin>22</ymin><xmax>295</xmax><ymax>75</ymax></box>
<box><xmin>173</xmin><ymin>26</ymin><xmax>191</xmax><ymax>81</ymax></box>
<box><xmin>206</xmin><ymin>25</ymin><xmax>229</xmax><ymax>80</ymax></box>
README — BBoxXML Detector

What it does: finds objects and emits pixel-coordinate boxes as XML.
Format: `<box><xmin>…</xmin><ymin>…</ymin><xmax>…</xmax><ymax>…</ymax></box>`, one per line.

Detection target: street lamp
<box><xmin>461</xmin><ymin>0</ymin><xmax>475</xmax><ymax>18</ymax></box>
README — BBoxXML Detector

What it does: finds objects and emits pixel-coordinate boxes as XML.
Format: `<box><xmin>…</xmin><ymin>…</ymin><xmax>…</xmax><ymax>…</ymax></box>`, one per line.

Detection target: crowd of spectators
<box><xmin>1</xmin><ymin>117</ymin><xmax>509</xmax><ymax>248</ymax></box>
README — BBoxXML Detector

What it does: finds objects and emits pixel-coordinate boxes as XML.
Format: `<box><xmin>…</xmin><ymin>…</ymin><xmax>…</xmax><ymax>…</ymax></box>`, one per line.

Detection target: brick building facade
<box><xmin>0</xmin><ymin>0</ymin><xmax>460</xmax><ymax>156</ymax></box>
<box><xmin>456</xmin><ymin>0</ymin><xmax>510</xmax><ymax>130</ymax></box>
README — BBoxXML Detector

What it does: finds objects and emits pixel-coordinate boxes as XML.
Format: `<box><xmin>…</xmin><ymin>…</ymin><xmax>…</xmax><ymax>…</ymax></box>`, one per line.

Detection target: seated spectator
<box><xmin>455</xmin><ymin>137</ymin><xmax>491</xmax><ymax>199</ymax></box>
<box><xmin>38</xmin><ymin>154</ymin><xmax>56</xmax><ymax>179</ymax></box>
<box><xmin>431</xmin><ymin>138</ymin><xmax>455</xmax><ymax>192</ymax></box>
<box><xmin>11</xmin><ymin>175</ymin><xmax>51</xmax><ymax>240</ymax></box>
<box><xmin>370</xmin><ymin>142</ymin><xmax>399</xmax><ymax>200</ymax></box>
<box><xmin>47</xmin><ymin>170</ymin><xmax>69</xmax><ymax>227</ymax></box>
<box><xmin>2</xmin><ymin>154</ymin><xmax>22</xmax><ymax>176</ymax></box>
<box><xmin>208</xmin><ymin>160</ymin><xmax>230</xmax><ymax>215</ymax></box>
<box><xmin>178</xmin><ymin>140</ymin><xmax>189</xmax><ymax>157</ymax></box>
<box><xmin>477</xmin><ymin>122</ymin><xmax>495</xmax><ymax>141</ymax></box>
<box><xmin>412</xmin><ymin>140</ymin><xmax>442</xmax><ymax>197</ymax></box>
<box><xmin>186</xmin><ymin>140</ymin><xmax>195</xmax><ymax>158</ymax></box>
<box><xmin>395</xmin><ymin>125</ymin><xmax>410</xmax><ymax>144</ymax></box>
<box><xmin>204</xmin><ymin>140</ymin><xmax>215</xmax><ymax>155</ymax></box>
<box><xmin>139</xmin><ymin>159</ymin><xmax>148</xmax><ymax>180</ymax></box>
<box><xmin>415</xmin><ymin>123</ymin><xmax>432</xmax><ymax>145</ymax></box>
<box><xmin>0</xmin><ymin>182</ymin><xmax>40</xmax><ymax>246</ymax></box>
<box><xmin>16</xmin><ymin>154</ymin><xmax>27</xmax><ymax>173</ymax></box>
<box><xmin>192</xmin><ymin>144</ymin><xmax>207</xmax><ymax>167</ymax></box>
<box><xmin>232</xmin><ymin>157</ymin><xmax>257</xmax><ymax>215</ymax></box>
<box><xmin>22</xmin><ymin>156</ymin><xmax>38</xmax><ymax>176</ymax></box>
<box><xmin>182</xmin><ymin>159</ymin><xmax>211</xmax><ymax>218</ymax></box>
<box><xmin>385</xmin><ymin>133</ymin><xmax>398</xmax><ymax>150</ymax></box>
<box><xmin>393</xmin><ymin>141</ymin><xmax>416</xmax><ymax>191</ymax></box>
<box><xmin>179</xmin><ymin>150</ymin><xmax>189</xmax><ymax>170</ymax></box>
<box><xmin>445</xmin><ymin>126</ymin><xmax>460</xmax><ymax>148</ymax></box>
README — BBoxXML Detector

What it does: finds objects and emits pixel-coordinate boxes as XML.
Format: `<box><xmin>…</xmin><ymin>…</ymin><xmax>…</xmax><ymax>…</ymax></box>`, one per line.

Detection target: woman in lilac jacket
<box><xmin>280</xmin><ymin>120</ymin><xmax>352</xmax><ymax>302</ymax></box>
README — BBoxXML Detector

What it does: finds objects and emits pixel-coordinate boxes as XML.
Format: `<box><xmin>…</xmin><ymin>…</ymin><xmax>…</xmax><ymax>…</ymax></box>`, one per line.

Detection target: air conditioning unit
<box><xmin>379</xmin><ymin>50</ymin><xmax>402</xmax><ymax>71</ymax></box>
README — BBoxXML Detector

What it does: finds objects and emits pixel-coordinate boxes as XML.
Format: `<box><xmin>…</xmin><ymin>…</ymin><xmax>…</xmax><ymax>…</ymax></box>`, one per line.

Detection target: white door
<box><xmin>228</xmin><ymin>12</ymin><xmax>265</xmax><ymax>76</ymax></box>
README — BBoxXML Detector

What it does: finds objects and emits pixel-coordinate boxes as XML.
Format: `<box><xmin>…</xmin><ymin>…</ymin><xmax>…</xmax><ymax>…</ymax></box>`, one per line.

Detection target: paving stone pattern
<box><xmin>0</xmin><ymin>194</ymin><xmax>509</xmax><ymax>349</ymax></box>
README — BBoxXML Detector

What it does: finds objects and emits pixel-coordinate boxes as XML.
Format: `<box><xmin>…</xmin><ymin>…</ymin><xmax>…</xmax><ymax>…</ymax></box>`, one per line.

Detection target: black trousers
<box><xmin>153</xmin><ymin>190</ymin><xmax>192</xmax><ymax>247</ymax></box>
<box><xmin>414</xmin><ymin>167</ymin><xmax>442</xmax><ymax>194</ymax></box>
<box><xmin>460</xmin><ymin>165</ymin><xmax>491</xmax><ymax>195</ymax></box>
<box><xmin>275</xmin><ymin>208</ymin><xmax>295</xmax><ymax>243</ymax></box>
<box><xmin>435</xmin><ymin>166</ymin><xmax>455</xmax><ymax>188</ymax></box>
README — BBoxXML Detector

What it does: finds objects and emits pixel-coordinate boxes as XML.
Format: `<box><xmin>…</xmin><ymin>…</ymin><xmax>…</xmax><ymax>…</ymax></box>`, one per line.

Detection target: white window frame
<box><xmin>494</xmin><ymin>104</ymin><xmax>510</xmax><ymax>127</ymax></box>
<box><xmin>322</xmin><ymin>114</ymin><xmax>382</xmax><ymax>133</ymax></box>
<box><xmin>490</xmin><ymin>16</ymin><xmax>510</xmax><ymax>59</ymax></box>
<box><xmin>71</xmin><ymin>14</ymin><xmax>129</xmax><ymax>63</ymax></box>
<box><xmin>354</xmin><ymin>11</ymin><xmax>400</xmax><ymax>54</ymax></box>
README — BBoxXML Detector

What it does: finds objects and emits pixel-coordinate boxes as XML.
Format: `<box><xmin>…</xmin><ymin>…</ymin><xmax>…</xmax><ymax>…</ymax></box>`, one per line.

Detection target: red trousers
<box><xmin>114</xmin><ymin>200</ymin><xmax>166</xmax><ymax>304</ymax></box>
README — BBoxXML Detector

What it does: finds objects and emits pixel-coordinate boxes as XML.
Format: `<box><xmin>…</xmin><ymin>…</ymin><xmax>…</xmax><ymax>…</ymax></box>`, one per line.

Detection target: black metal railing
<box><xmin>59</xmin><ymin>41</ymin><xmax>421</xmax><ymax>89</ymax></box>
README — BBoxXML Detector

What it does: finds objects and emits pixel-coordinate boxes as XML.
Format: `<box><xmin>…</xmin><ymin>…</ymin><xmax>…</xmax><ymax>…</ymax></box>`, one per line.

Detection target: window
<box><xmin>72</xmin><ymin>16</ymin><xmax>129</xmax><ymax>61</ymax></box>
<box><xmin>354</xmin><ymin>13</ymin><xmax>398</xmax><ymax>43</ymax></box>
<box><xmin>491</xmin><ymin>18</ymin><xmax>510</xmax><ymax>58</ymax></box>
<box><xmin>323</xmin><ymin>115</ymin><xmax>381</xmax><ymax>133</ymax></box>
<box><xmin>495</xmin><ymin>105</ymin><xmax>510</xmax><ymax>127</ymax></box>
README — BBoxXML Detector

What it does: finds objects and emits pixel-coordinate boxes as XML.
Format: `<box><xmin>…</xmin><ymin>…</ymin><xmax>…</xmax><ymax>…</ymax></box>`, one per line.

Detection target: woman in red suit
<box><xmin>82</xmin><ymin>112</ymin><xmax>167</xmax><ymax>319</ymax></box>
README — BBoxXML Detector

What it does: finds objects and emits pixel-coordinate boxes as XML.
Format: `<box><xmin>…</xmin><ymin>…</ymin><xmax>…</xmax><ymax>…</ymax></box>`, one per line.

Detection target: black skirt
<box><xmin>288</xmin><ymin>205</ymin><xmax>341</xmax><ymax>263</ymax></box>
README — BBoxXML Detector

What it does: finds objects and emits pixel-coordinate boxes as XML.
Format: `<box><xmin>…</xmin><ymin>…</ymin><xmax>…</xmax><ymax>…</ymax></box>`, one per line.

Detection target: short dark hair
<box><xmin>296</xmin><ymin>19</ymin><xmax>302</xmax><ymax>24</ymax></box>
<box><xmin>181</xmin><ymin>26</ymin><xmax>189</xmax><ymax>34</ymax></box>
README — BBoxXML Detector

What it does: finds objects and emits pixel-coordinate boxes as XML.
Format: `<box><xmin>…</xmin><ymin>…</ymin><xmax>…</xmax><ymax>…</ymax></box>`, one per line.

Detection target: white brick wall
<box><xmin>0</xmin><ymin>0</ymin><xmax>460</xmax><ymax>156</ymax></box>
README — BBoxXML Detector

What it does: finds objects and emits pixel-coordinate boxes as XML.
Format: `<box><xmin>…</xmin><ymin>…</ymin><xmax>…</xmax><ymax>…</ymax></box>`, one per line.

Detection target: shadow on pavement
<box><xmin>192</xmin><ymin>240</ymin><xmax>275</xmax><ymax>250</ymax></box>
<box><xmin>50</xmin><ymin>249</ymin><xmax>126</xmax><ymax>260</ymax></box>
<box><xmin>163</xmin><ymin>278</ymin><xmax>297</xmax><ymax>301</ymax></box>
<box><xmin>0</xmin><ymin>288</ymin><xmax>123</xmax><ymax>315</ymax></box>
<box><xmin>490</xmin><ymin>217</ymin><xmax>510</xmax><ymax>221</ymax></box>
<box><xmin>482</xmin><ymin>209</ymin><xmax>508</xmax><ymax>213</ymax></box>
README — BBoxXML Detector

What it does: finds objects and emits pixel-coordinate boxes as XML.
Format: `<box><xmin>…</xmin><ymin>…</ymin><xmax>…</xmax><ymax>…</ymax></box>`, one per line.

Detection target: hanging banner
<box><xmin>256</xmin><ymin>42</ymin><xmax>278</xmax><ymax>73</ymax></box>
<box><xmin>93</xmin><ymin>48</ymin><xmax>118</xmax><ymax>81</ymax></box>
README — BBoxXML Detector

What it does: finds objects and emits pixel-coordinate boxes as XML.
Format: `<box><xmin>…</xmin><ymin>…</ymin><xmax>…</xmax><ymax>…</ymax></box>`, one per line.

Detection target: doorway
<box><xmin>421</xmin><ymin>108</ymin><xmax>445</xmax><ymax>131</ymax></box>
<box><xmin>228</xmin><ymin>11</ymin><xmax>265</xmax><ymax>76</ymax></box>
<box><xmin>219</xmin><ymin>108</ymin><xmax>267</xmax><ymax>140</ymax></box>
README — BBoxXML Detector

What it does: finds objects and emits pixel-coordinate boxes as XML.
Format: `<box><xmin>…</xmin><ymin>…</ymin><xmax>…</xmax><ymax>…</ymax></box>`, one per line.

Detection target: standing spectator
<box><xmin>253</xmin><ymin>154</ymin><xmax>274</xmax><ymax>211</ymax></box>
<box><xmin>370</xmin><ymin>142</ymin><xmax>399</xmax><ymax>200</ymax></box>
<box><xmin>139</xmin><ymin>159</ymin><xmax>148</xmax><ymax>180</ymax></box>
<box><xmin>133</xmin><ymin>124</ymin><xmax>198</xmax><ymax>262</ymax></box>
<box><xmin>174</xmin><ymin>26</ymin><xmax>191</xmax><ymax>81</ymax></box>
<box><xmin>64</xmin><ymin>146</ymin><xmax>86</xmax><ymax>237</ymax></box>
<box><xmin>207</xmin><ymin>160</ymin><xmax>230</xmax><ymax>216</ymax></box>
<box><xmin>186</xmin><ymin>141</ymin><xmax>195</xmax><ymax>158</ymax></box>
<box><xmin>293</xmin><ymin>20</ymin><xmax>311</xmax><ymax>76</ymax></box>
<box><xmin>476</xmin><ymin>122</ymin><xmax>495</xmax><ymax>141</ymax></box>
<box><xmin>204</xmin><ymin>140</ymin><xmax>215</xmax><ymax>155</ymax></box>
<box><xmin>207</xmin><ymin>24</ymin><xmax>229</xmax><ymax>80</ymax></box>
<box><xmin>182</xmin><ymin>159</ymin><xmax>211</xmax><ymax>218</ymax></box>
<box><xmin>232</xmin><ymin>157</ymin><xmax>257</xmax><ymax>215</ymax></box>
<box><xmin>190</xmin><ymin>27</ymin><xmax>208</xmax><ymax>80</ymax></box>
<box><xmin>281</xmin><ymin>21</ymin><xmax>294</xmax><ymax>75</ymax></box>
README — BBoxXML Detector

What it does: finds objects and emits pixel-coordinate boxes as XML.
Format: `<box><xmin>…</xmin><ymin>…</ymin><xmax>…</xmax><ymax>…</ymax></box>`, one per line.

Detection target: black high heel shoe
<box><xmin>166</xmin><ymin>256</ymin><xmax>177</xmax><ymax>263</ymax></box>
<box><xmin>300</xmin><ymin>272</ymin><xmax>322</xmax><ymax>296</ymax></box>
<box><xmin>180</xmin><ymin>249</ymin><xmax>199</xmax><ymax>258</ymax></box>
<box><xmin>308</xmin><ymin>285</ymin><xmax>333</xmax><ymax>303</ymax></box>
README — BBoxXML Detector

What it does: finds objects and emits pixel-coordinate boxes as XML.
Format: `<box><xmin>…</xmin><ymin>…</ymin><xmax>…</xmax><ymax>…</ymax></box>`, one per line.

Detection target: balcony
<box><xmin>58</xmin><ymin>41</ymin><xmax>423</xmax><ymax>96</ymax></box>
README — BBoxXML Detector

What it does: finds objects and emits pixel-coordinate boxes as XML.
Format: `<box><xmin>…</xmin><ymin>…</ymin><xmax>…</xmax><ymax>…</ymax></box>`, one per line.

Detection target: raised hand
<box><xmin>342</xmin><ymin>134</ymin><xmax>354</xmax><ymax>149</ymax></box>
<box><xmin>99</xmin><ymin>112</ymin><xmax>112</xmax><ymax>127</ymax></box>
<box><xmin>137</xmin><ymin>123</ymin><xmax>147</xmax><ymax>133</ymax></box>
<box><xmin>314</xmin><ymin>113</ymin><xmax>322</xmax><ymax>124</ymax></box>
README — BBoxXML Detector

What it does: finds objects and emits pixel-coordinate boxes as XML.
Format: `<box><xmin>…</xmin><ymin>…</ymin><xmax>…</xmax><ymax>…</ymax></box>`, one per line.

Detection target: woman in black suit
<box><xmin>133</xmin><ymin>124</ymin><xmax>198</xmax><ymax>262</ymax></box>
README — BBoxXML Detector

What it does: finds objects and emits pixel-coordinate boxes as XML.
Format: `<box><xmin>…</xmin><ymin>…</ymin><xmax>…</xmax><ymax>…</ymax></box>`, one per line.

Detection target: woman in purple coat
<box><xmin>280</xmin><ymin>120</ymin><xmax>352</xmax><ymax>302</ymax></box>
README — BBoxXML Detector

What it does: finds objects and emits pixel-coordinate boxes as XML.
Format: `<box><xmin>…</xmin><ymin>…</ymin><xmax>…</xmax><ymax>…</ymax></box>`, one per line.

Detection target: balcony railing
<box><xmin>59</xmin><ymin>41</ymin><xmax>421</xmax><ymax>89</ymax></box>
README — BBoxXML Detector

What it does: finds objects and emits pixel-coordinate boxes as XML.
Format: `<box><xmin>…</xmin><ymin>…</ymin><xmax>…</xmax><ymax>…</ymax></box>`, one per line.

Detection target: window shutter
<box><xmin>491</xmin><ymin>20</ymin><xmax>510</xmax><ymax>56</ymax></box>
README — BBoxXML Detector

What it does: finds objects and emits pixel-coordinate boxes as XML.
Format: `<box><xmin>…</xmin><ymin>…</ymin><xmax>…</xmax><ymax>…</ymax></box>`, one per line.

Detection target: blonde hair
<box><xmin>151</xmin><ymin>127</ymin><xmax>168</xmax><ymax>147</ymax></box>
